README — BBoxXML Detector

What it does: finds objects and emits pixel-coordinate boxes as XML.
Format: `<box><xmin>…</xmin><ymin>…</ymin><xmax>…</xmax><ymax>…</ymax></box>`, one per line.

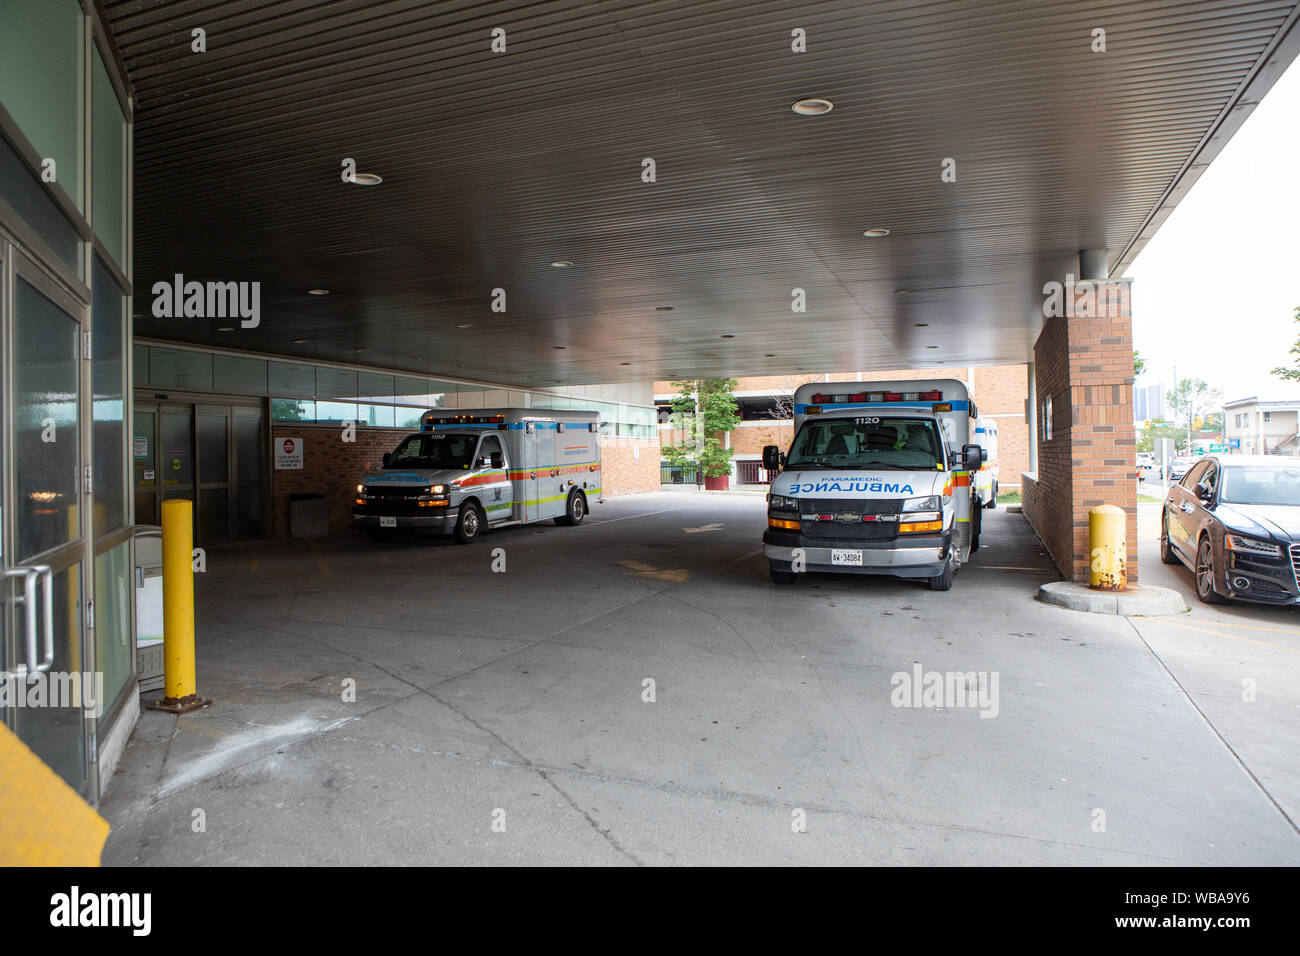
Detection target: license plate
<box><xmin>832</xmin><ymin>549</ymin><xmax>863</xmax><ymax>566</ymax></box>
<box><xmin>379</xmin><ymin>517</ymin><xmax>396</xmax><ymax>528</ymax></box>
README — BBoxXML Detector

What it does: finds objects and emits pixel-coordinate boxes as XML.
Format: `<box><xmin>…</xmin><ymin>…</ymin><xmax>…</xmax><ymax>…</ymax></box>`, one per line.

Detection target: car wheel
<box><xmin>1195</xmin><ymin>536</ymin><xmax>1226</xmax><ymax>604</ymax></box>
<box><xmin>1159</xmin><ymin>511</ymin><xmax>1180</xmax><ymax>564</ymax></box>
<box><xmin>929</xmin><ymin>555</ymin><xmax>954</xmax><ymax>591</ymax></box>
<box><xmin>769</xmin><ymin>565</ymin><xmax>797</xmax><ymax>585</ymax></box>
<box><xmin>453</xmin><ymin>502</ymin><xmax>483</xmax><ymax>544</ymax></box>
<box><xmin>554</xmin><ymin>490</ymin><xmax>586</xmax><ymax>526</ymax></box>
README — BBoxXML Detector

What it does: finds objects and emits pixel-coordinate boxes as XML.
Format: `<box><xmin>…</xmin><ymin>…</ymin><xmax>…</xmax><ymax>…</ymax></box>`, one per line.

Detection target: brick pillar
<box><xmin>1022</xmin><ymin>278</ymin><xmax>1138</xmax><ymax>584</ymax></box>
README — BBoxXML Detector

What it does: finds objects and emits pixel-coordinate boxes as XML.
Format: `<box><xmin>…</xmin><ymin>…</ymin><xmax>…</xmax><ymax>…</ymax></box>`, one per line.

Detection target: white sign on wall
<box><xmin>275</xmin><ymin>436</ymin><xmax>304</xmax><ymax>470</ymax></box>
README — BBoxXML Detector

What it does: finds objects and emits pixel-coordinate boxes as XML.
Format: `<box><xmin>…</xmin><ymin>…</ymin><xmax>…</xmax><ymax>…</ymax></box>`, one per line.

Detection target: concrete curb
<box><xmin>1037</xmin><ymin>581</ymin><xmax>1188</xmax><ymax>616</ymax></box>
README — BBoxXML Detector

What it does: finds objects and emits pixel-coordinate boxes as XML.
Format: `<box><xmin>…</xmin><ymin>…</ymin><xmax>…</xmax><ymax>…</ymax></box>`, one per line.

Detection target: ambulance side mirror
<box><xmin>961</xmin><ymin>444</ymin><xmax>984</xmax><ymax>472</ymax></box>
<box><xmin>762</xmin><ymin>445</ymin><xmax>783</xmax><ymax>471</ymax></box>
<box><xmin>382</xmin><ymin>452</ymin><xmax>391</xmax><ymax>467</ymax></box>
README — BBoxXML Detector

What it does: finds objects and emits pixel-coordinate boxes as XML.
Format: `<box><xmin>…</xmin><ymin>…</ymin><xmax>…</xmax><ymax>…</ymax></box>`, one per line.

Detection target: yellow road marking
<box><xmin>618</xmin><ymin>559</ymin><xmax>688</xmax><ymax>583</ymax></box>
<box><xmin>1148</xmin><ymin>617</ymin><xmax>1299</xmax><ymax>655</ymax></box>
<box><xmin>249</xmin><ymin>548</ymin><xmax>261</xmax><ymax>572</ymax></box>
<box><xmin>309</xmin><ymin>539</ymin><xmax>330</xmax><ymax>576</ymax></box>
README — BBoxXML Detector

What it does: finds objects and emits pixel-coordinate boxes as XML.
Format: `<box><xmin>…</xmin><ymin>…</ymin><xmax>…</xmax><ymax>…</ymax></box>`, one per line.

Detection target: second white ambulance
<box><xmin>762</xmin><ymin>380</ymin><xmax>986</xmax><ymax>590</ymax></box>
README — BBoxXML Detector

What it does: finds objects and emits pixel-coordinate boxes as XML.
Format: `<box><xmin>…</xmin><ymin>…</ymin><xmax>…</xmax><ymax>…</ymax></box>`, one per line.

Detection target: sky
<box><xmin>1126</xmin><ymin>54</ymin><xmax>1300</xmax><ymax>405</ymax></box>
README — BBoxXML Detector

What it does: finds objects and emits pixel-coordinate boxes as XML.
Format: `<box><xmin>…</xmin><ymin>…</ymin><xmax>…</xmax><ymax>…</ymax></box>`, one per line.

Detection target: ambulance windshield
<box><xmin>387</xmin><ymin>433</ymin><xmax>478</xmax><ymax>469</ymax></box>
<box><xmin>786</xmin><ymin>417</ymin><xmax>944</xmax><ymax>470</ymax></box>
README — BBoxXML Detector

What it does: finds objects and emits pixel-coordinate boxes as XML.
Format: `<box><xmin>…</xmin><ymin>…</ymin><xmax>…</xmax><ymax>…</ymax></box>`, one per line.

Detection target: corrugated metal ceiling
<box><xmin>105</xmin><ymin>0</ymin><xmax>1300</xmax><ymax>386</ymax></box>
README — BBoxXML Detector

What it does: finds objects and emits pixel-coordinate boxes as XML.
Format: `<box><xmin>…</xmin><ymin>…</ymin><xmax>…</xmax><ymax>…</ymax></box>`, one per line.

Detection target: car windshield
<box><xmin>786</xmin><ymin>416</ymin><xmax>944</xmax><ymax>469</ymax></box>
<box><xmin>1219</xmin><ymin>465</ymin><xmax>1300</xmax><ymax>507</ymax></box>
<box><xmin>387</xmin><ymin>433</ymin><xmax>478</xmax><ymax>470</ymax></box>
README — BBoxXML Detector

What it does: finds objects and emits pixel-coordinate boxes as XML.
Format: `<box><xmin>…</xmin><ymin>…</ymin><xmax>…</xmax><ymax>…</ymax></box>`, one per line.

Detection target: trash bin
<box><xmin>289</xmin><ymin>492</ymin><xmax>329</xmax><ymax>538</ymax></box>
<box><xmin>134</xmin><ymin>526</ymin><xmax>165</xmax><ymax>696</ymax></box>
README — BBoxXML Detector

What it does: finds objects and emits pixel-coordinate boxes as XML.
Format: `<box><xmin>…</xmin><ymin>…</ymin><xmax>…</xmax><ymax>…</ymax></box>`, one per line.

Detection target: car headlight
<box><xmin>902</xmin><ymin>495</ymin><xmax>941</xmax><ymax>512</ymax></box>
<box><xmin>768</xmin><ymin>494</ymin><xmax>799</xmax><ymax>512</ymax></box>
<box><xmin>1225</xmin><ymin>534</ymin><xmax>1282</xmax><ymax>556</ymax></box>
<box><xmin>425</xmin><ymin>484</ymin><xmax>446</xmax><ymax>494</ymax></box>
<box><xmin>356</xmin><ymin>484</ymin><xmax>366</xmax><ymax>494</ymax></box>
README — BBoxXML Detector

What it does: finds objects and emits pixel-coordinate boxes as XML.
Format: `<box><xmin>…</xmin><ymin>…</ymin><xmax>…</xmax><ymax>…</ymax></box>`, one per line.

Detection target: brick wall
<box><xmin>1022</xmin><ymin>281</ymin><xmax>1138</xmax><ymax>584</ymax></box>
<box><xmin>271</xmin><ymin>424</ymin><xmax>662</xmax><ymax>536</ymax></box>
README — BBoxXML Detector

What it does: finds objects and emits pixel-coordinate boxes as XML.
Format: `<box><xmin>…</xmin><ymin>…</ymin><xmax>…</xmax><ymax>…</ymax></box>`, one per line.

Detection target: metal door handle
<box><xmin>2</xmin><ymin>564</ymin><xmax>54</xmax><ymax>674</ymax></box>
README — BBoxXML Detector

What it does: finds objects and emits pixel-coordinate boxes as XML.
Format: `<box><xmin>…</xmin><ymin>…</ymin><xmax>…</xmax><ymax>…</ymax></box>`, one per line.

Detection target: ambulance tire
<box><xmin>969</xmin><ymin>498</ymin><xmax>981</xmax><ymax>554</ymax></box>
<box><xmin>985</xmin><ymin>481</ymin><xmax>998</xmax><ymax>509</ymax></box>
<box><xmin>555</xmin><ymin>490</ymin><xmax>586</xmax><ymax>526</ymax></box>
<box><xmin>769</xmin><ymin>566</ymin><xmax>797</xmax><ymax>585</ymax></box>
<box><xmin>929</xmin><ymin>555</ymin><xmax>954</xmax><ymax>591</ymax></box>
<box><xmin>453</xmin><ymin>501</ymin><xmax>484</xmax><ymax>544</ymax></box>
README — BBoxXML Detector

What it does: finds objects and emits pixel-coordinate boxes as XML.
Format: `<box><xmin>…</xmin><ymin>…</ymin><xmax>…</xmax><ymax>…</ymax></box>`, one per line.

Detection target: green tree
<box><xmin>1133</xmin><ymin>350</ymin><xmax>1146</xmax><ymax>379</ymax></box>
<box><xmin>661</xmin><ymin>378</ymin><xmax>741</xmax><ymax>479</ymax></box>
<box><xmin>1138</xmin><ymin>419</ymin><xmax>1188</xmax><ymax>453</ymax></box>
<box><xmin>1167</xmin><ymin>378</ymin><xmax>1222</xmax><ymax>447</ymax></box>
<box><xmin>1270</xmin><ymin>306</ymin><xmax>1300</xmax><ymax>382</ymax></box>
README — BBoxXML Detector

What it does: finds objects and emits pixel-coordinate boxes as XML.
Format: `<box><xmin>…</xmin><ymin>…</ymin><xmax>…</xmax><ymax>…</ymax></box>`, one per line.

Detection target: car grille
<box><xmin>1291</xmin><ymin>544</ymin><xmax>1300</xmax><ymax>591</ymax></box>
<box><xmin>797</xmin><ymin>498</ymin><xmax>902</xmax><ymax>542</ymax></box>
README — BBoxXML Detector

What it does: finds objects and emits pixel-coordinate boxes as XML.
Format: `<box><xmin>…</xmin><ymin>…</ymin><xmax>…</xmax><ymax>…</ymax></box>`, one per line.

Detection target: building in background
<box><xmin>656</xmin><ymin>365</ymin><xmax>1030</xmax><ymax>490</ymax></box>
<box><xmin>1133</xmin><ymin>382</ymin><xmax>1168</xmax><ymax>423</ymax></box>
<box><xmin>1224</xmin><ymin>396</ymin><xmax>1300</xmax><ymax>455</ymax></box>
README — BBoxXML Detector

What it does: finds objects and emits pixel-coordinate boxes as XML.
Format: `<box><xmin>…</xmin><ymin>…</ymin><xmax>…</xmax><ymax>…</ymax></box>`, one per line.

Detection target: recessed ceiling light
<box><xmin>914</xmin><ymin>323</ymin><xmax>929</xmax><ymax>327</ymax></box>
<box><xmin>347</xmin><ymin>172</ymin><xmax>383</xmax><ymax>186</ymax></box>
<box><xmin>620</xmin><ymin>362</ymin><xmax>631</xmax><ymax>366</ymax></box>
<box><xmin>457</xmin><ymin>323</ymin><xmax>474</xmax><ymax>329</ymax></box>
<box><xmin>307</xmin><ymin>288</ymin><xmax>330</xmax><ymax>295</ymax></box>
<box><xmin>764</xmin><ymin>353</ymin><xmax>776</xmax><ymax>357</ymax></box>
<box><xmin>792</xmin><ymin>97</ymin><xmax>833</xmax><ymax>116</ymax></box>
<box><xmin>550</xmin><ymin>260</ymin><xmax>574</xmax><ymax>269</ymax></box>
<box><xmin>720</xmin><ymin>334</ymin><xmax>735</xmax><ymax>339</ymax></box>
<box><xmin>895</xmin><ymin>288</ymin><xmax>914</xmax><ymax>295</ymax></box>
<box><xmin>926</xmin><ymin>345</ymin><xmax>939</xmax><ymax>349</ymax></box>
<box><xmin>862</xmin><ymin>228</ymin><xmax>890</xmax><ymax>238</ymax></box>
<box><xmin>354</xmin><ymin>347</ymin><xmax>370</xmax><ymax>353</ymax></box>
<box><xmin>553</xmin><ymin>345</ymin><xmax>566</xmax><ymax>350</ymax></box>
<box><xmin>656</xmin><ymin>306</ymin><xmax>674</xmax><ymax>312</ymax></box>
<box><xmin>217</xmin><ymin>326</ymin><xmax>234</xmax><ymax>332</ymax></box>
<box><xmin>292</xmin><ymin>338</ymin><xmax>309</xmax><ymax>344</ymax></box>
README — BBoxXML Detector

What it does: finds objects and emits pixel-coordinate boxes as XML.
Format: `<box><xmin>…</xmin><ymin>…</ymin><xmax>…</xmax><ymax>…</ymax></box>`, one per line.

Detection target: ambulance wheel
<box><xmin>454</xmin><ymin>502</ymin><xmax>484</xmax><ymax>544</ymax></box>
<box><xmin>985</xmin><ymin>481</ymin><xmax>998</xmax><ymax>509</ymax></box>
<box><xmin>555</xmin><ymin>490</ymin><xmax>585</xmax><ymax>526</ymax></box>
<box><xmin>969</xmin><ymin>499</ymin><xmax>981</xmax><ymax>554</ymax></box>
<box><xmin>929</xmin><ymin>556</ymin><xmax>954</xmax><ymax>591</ymax></box>
<box><xmin>769</xmin><ymin>566</ymin><xmax>797</xmax><ymax>585</ymax></box>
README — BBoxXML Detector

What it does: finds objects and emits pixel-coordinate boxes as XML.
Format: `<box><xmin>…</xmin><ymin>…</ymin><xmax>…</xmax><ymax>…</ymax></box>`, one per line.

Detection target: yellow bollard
<box><xmin>1088</xmin><ymin>504</ymin><xmax>1127</xmax><ymax>591</ymax></box>
<box><xmin>146</xmin><ymin>499</ymin><xmax>212</xmax><ymax>714</ymax></box>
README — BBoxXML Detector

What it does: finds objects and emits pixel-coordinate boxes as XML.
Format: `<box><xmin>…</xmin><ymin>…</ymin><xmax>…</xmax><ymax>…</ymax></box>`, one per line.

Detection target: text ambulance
<box><xmin>761</xmin><ymin>380</ymin><xmax>986</xmax><ymax>590</ymax></box>
<box><xmin>353</xmin><ymin>408</ymin><xmax>601</xmax><ymax>543</ymax></box>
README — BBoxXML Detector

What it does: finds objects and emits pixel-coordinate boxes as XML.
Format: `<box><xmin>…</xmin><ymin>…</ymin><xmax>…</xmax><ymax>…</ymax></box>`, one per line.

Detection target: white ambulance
<box><xmin>353</xmin><ymin>408</ymin><xmax>601</xmax><ymax>543</ymax></box>
<box><xmin>761</xmin><ymin>380</ymin><xmax>986</xmax><ymax>590</ymax></box>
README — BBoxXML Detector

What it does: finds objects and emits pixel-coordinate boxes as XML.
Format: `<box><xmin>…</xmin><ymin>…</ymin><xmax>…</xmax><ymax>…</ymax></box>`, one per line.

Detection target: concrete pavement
<box><xmin>99</xmin><ymin>493</ymin><xmax>1300</xmax><ymax>865</ymax></box>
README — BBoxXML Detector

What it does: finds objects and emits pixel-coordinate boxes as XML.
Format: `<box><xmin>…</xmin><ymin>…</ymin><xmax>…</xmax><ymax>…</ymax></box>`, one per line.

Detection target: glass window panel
<box><xmin>160</xmin><ymin>410</ymin><xmax>193</xmax><ymax>487</ymax></box>
<box><xmin>394</xmin><ymin>407</ymin><xmax>424</xmax><ymax>429</ymax></box>
<box><xmin>268</xmin><ymin>361</ymin><xmax>315</xmax><ymax>398</ymax></box>
<box><xmin>94</xmin><ymin>541</ymin><xmax>133</xmax><ymax>721</ymax></box>
<box><xmin>149</xmin><ymin>347</ymin><xmax>213</xmax><ymax>390</ymax></box>
<box><xmin>236</xmin><ymin>486</ymin><xmax>262</xmax><ymax>538</ymax></box>
<box><xmin>394</xmin><ymin>376</ymin><xmax>428</xmax><ymax>405</ymax></box>
<box><xmin>0</xmin><ymin>130</ymin><xmax>80</xmax><ymax>270</ymax></box>
<box><xmin>199</xmin><ymin>488</ymin><xmax>229</xmax><ymax>541</ymax></box>
<box><xmin>133</xmin><ymin>343</ymin><xmax>149</xmax><ymax>383</ymax></box>
<box><xmin>315</xmin><ymin>366</ymin><xmax>357</xmax><ymax>400</ymax></box>
<box><xmin>213</xmin><ymin>354</ymin><xmax>268</xmax><ymax>394</ymax></box>
<box><xmin>271</xmin><ymin>398</ymin><xmax>314</xmax><ymax>421</ymax></box>
<box><xmin>315</xmin><ymin>400</ymin><xmax>357</xmax><ymax>423</ymax></box>
<box><xmin>357</xmin><ymin>371</ymin><xmax>395</xmax><ymax>403</ymax></box>
<box><xmin>91</xmin><ymin>48</ymin><xmax>127</xmax><ymax>267</ymax></box>
<box><xmin>23</xmin><ymin>565</ymin><xmax>85</xmax><ymax>789</ymax></box>
<box><xmin>358</xmin><ymin>403</ymin><xmax>394</xmax><ymax>427</ymax></box>
<box><xmin>0</xmin><ymin>0</ymin><xmax>83</xmax><ymax>209</ymax></box>
<box><xmin>427</xmin><ymin>381</ymin><xmax>457</xmax><ymax>407</ymax></box>
<box><xmin>453</xmin><ymin>386</ymin><xmax>485</xmax><ymax>409</ymax></box>
<box><xmin>15</xmin><ymin>278</ymin><xmax>79</xmax><ymax>560</ymax></box>
<box><xmin>92</xmin><ymin>257</ymin><xmax>125</xmax><ymax>537</ymax></box>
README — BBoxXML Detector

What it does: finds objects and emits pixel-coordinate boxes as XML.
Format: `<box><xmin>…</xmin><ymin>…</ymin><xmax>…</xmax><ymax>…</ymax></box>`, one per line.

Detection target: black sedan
<box><xmin>1160</xmin><ymin>455</ymin><xmax>1300</xmax><ymax>605</ymax></box>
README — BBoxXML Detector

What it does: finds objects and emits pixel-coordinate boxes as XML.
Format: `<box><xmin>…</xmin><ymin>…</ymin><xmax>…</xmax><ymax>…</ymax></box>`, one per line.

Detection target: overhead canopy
<box><xmin>107</xmin><ymin>0</ymin><xmax>1300</xmax><ymax>386</ymax></box>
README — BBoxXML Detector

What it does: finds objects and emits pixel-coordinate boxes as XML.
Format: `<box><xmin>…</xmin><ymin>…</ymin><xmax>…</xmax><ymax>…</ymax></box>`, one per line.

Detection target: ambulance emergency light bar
<box><xmin>807</xmin><ymin>390</ymin><xmax>943</xmax><ymax>404</ymax></box>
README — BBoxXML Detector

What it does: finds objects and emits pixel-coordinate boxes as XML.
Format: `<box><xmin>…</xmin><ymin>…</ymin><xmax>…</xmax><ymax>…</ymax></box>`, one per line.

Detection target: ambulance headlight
<box><xmin>901</xmin><ymin>495</ymin><xmax>941</xmax><ymax>513</ymax></box>
<box><xmin>356</xmin><ymin>484</ymin><xmax>365</xmax><ymax>494</ymax></box>
<box><xmin>426</xmin><ymin>484</ymin><xmax>446</xmax><ymax>494</ymax></box>
<box><xmin>768</xmin><ymin>494</ymin><xmax>799</xmax><ymax>513</ymax></box>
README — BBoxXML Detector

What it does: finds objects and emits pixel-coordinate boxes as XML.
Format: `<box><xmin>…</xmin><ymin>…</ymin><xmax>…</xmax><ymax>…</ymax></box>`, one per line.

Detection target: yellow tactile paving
<box><xmin>0</xmin><ymin>723</ymin><xmax>108</xmax><ymax>866</ymax></box>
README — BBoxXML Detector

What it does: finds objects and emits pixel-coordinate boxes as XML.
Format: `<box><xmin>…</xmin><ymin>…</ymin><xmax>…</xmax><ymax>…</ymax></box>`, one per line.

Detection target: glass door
<box><xmin>132</xmin><ymin>405</ymin><xmax>157</xmax><ymax>525</ymax></box>
<box><xmin>2</xmin><ymin>246</ymin><xmax>90</xmax><ymax>795</ymax></box>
